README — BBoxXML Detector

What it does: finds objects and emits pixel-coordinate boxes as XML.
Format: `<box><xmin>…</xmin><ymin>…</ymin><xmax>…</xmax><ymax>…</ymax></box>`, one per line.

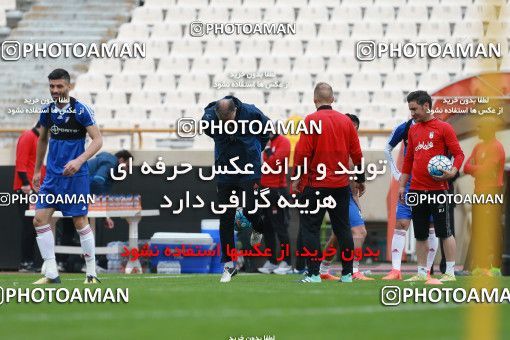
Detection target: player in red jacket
<box><xmin>463</xmin><ymin>117</ymin><xmax>505</xmax><ymax>275</ymax></box>
<box><xmin>13</xmin><ymin>123</ymin><xmax>46</xmax><ymax>272</ymax></box>
<box><xmin>399</xmin><ymin>91</ymin><xmax>464</xmax><ymax>282</ymax></box>
<box><xmin>292</xmin><ymin>82</ymin><xmax>365</xmax><ymax>283</ymax></box>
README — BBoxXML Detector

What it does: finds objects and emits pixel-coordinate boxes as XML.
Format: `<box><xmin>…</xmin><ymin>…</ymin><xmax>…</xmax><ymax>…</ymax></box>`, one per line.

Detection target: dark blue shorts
<box><xmin>36</xmin><ymin>174</ymin><xmax>90</xmax><ymax>217</ymax></box>
<box><xmin>396</xmin><ymin>180</ymin><xmax>433</xmax><ymax>223</ymax></box>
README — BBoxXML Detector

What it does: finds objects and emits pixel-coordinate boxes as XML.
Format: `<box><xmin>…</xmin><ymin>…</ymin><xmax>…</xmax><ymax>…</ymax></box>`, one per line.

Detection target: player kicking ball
<box><xmin>382</xmin><ymin>117</ymin><xmax>438</xmax><ymax>280</ymax></box>
<box><xmin>398</xmin><ymin>91</ymin><xmax>464</xmax><ymax>283</ymax></box>
<box><xmin>32</xmin><ymin>69</ymin><xmax>103</xmax><ymax>284</ymax></box>
<box><xmin>319</xmin><ymin>114</ymin><xmax>373</xmax><ymax>281</ymax></box>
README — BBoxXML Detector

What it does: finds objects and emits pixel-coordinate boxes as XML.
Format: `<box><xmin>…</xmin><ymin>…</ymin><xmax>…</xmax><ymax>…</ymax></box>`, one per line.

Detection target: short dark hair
<box><xmin>115</xmin><ymin>150</ymin><xmax>133</xmax><ymax>161</ymax></box>
<box><xmin>48</xmin><ymin>68</ymin><xmax>71</xmax><ymax>83</ymax></box>
<box><xmin>345</xmin><ymin>113</ymin><xmax>360</xmax><ymax>128</ymax></box>
<box><xmin>407</xmin><ymin>90</ymin><xmax>432</xmax><ymax>108</ymax></box>
<box><xmin>35</xmin><ymin>122</ymin><xmax>42</xmax><ymax>128</ymax></box>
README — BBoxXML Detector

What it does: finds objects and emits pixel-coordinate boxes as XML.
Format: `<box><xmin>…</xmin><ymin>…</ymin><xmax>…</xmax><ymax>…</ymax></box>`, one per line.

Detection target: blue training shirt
<box><xmin>38</xmin><ymin>99</ymin><xmax>96</xmax><ymax>177</ymax></box>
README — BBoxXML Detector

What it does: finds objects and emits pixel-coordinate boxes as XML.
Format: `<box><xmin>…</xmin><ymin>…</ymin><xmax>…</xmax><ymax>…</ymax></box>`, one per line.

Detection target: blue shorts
<box><xmin>36</xmin><ymin>174</ymin><xmax>90</xmax><ymax>217</ymax></box>
<box><xmin>396</xmin><ymin>181</ymin><xmax>433</xmax><ymax>223</ymax></box>
<box><xmin>349</xmin><ymin>194</ymin><xmax>364</xmax><ymax>228</ymax></box>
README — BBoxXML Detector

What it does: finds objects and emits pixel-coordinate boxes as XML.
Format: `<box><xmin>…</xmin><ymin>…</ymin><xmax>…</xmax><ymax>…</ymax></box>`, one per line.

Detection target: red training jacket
<box><xmin>293</xmin><ymin>106</ymin><xmax>363</xmax><ymax>189</ymax></box>
<box><xmin>464</xmin><ymin>138</ymin><xmax>505</xmax><ymax>192</ymax></box>
<box><xmin>261</xmin><ymin>134</ymin><xmax>291</xmax><ymax>188</ymax></box>
<box><xmin>13</xmin><ymin>129</ymin><xmax>46</xmax><ymax>191</ymax></box>
<box><xmin>402</xmin><ymin>118</ymin><xmax>464</xmax><ymax>191</ymax></box>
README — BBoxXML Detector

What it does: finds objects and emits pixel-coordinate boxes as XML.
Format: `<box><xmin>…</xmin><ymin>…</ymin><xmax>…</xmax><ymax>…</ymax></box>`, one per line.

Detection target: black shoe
<box><xmin>84</xmin><ymin>275</ymin><xmax>101</xmax><ymax>284</ymax></box>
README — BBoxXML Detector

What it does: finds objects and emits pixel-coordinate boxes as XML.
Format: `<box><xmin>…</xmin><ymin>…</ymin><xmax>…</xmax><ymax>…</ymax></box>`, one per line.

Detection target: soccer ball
<box><xmin>427</xmin><ymin>155</ymin><xmax>452</xmax><ymax>177</ymax></box>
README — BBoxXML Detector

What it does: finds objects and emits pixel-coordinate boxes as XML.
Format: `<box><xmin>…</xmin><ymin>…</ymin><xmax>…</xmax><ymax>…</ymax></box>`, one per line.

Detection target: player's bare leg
<box><xmin>439</xmin><ymin>235</ymin><xmax>457</xmax><ymax>281</ymax></box>
<box><xmin>405</xmin><ymin>239</ymin><xmax>429</xmax><ymax>281</ymax></box>
<box><xmin>33</xmin><ymin>208</ymin><xmax>60</xmax><ymax>284</ymax></box>
<box><xmin>74</xmin><ymin>216</ymin><xmax>99</xmax><ymax>284</ymax></box>
<box><xmin>319</xmin><ymin>234</ymin><xmax>339</xmax><ymax>280</ymax></box>
<box><xmin>351</xmin><ymin>226</ymin><xmax>374</xmax><ymax>280</ymax></box>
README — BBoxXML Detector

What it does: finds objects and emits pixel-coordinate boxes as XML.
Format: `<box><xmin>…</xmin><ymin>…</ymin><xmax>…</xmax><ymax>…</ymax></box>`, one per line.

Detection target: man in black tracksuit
<box><xmin>202</xmin><ymin>96</ymin><xmax>270</xmax><ymax>282</ymax></box>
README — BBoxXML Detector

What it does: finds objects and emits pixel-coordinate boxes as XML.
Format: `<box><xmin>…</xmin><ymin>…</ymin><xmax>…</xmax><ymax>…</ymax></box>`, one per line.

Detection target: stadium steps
<box><xmin>0</xmin><ymin>0</ymin><xmax>138</xmax><ymax>128</ymax></box>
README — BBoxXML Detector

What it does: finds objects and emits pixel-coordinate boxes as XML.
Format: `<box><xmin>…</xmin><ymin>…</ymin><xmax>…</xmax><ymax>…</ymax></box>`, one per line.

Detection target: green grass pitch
<box><xmin>0</xmin><ymin>273</ymin><xmax>509</xmax><ymax>340</ymax></box>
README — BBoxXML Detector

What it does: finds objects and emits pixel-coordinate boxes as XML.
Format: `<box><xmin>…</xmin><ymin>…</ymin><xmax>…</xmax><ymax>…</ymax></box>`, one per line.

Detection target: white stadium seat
<box><xmin>293</xmin><ymin>56</ymin><xmax>325</xmax><ymax>73</ymax></box>
<box><xmin>167</xmin><ymin>7</ymin><xmax>197</xmax><ymax>22</ymax></box>
<box><xmin>192</xmin><ymin>57</ymin><xmax>225</xmax><ymax>73</ymax></box>
<box><xmin>264</xmin><ymin>7</ymin><xmax>295</xmax><ymax>22</ymax></box>
<box><xmin>238</xmin><ymin>40</ymin><xmax>271</xmax><ymax>56</ymax></box>
<box><xmin>157</xmin><ymin>57</ymin><xmax>190</xmax><ymax>74</ymax></box>
<box><xmin>205</xmin><ymin>40</ymin><xmax>237</xmax><ymax>56</ymax></box>
<box><xmin>305</xmin><ymin>40</ymin><xmax>338</xmax><ymax>56</ymax></box>
<box><xmin>259</xmin><ymin>57</ymin><xmax>292</xmax><ymax>73</ymax></box>
<box><xmin>110</xmin><ymin>74</ymin><xmax>142</xmax><ymax>92</ymax></box>
<box><xmin>131</xmin><ymin>7</ymin><xmax>164</xmax><ymax>22</ymax></box>
<box><xmin>231</xmin><ymin>7</ymin><xmax>263</xmax><ymax>21</ymax></box>
<box><xmin>385</xmin><ymin>23</ymin><xmax>417</xmax><ymax>38</ymax></box>
<box><xmin>418</xmin><ymin>73</ymin><xmax>452</xmax><ymax>93</ymax></box>
<box><xmin>75</xmin><ymin>74</ymin><xmax>108</xmax><ymax>92</ymax></box>
<box><xmin>144</xmin><ymin>73</ymin><xmax>177</xmax><ymax>91</ymax></box>
<box><xmin>88</xmin><ymin>58</ymin><xmax>121</xmax><ymax>75</ymax></box>
<box><xmin>319</xmin><ymin>23</ymin><xmax>349</xmax><ymax>38</ymax></box>
<box><xmin>384</xmin><ymin>73</ymin><xmax>417</xmax><ymax>91</ymax></box>
<box><xmin>454</xmin><ymin>21</ymin><xmax>484</xmax><ymax>39</ymax></box>
<box><xmin>365</xmin><ymin>6</ymin><xmax>395</xmax><ymax>22</ymax></box>
<box><xmin>351</xmin><ymin>22</ymin><xmax>386</xmax><ymax>39</ymax></box>
<box><xmin>350</xmin><ymin>73</ymin><xmax>382</xmax><ymax>91</ymax></box>
<box><xmin>117</xmin><ymin>23</ymin><xmax>150</xmax><ymax>40</ymax></box>
<box><xmin>151</xmin><ymin>23</ymin><xmax>184</xmax><ymax>39</ymax></box>
<box><xmin>146</xmin><ymin>40</ymin><xmax>171</xmax><ymax>58</ymax></box>
<box><xmin>272</xmin><ymin>40</ymin><xmax>303</xmax><ymax>56</ymax></box>
<box><xmin>398</xmin><ymin>6</ymin><xmax>429</xmax><ymax>22</ymax></box>
<box><xmin>431</xmin><ymin>6</ymin><xmax>463</xmax><ymax>22</ymax></box>
<box><xmin>297</xmin><ymin>7</ymin><xmax>329</xmax><ymax>22</ymax></box>
<box><xmin>95</xmin><ymin>92</ymin><xmax>127</xmax><ymax>106</ymax></box>
<box><xmin>123</xmin><ymin>58</ymin><xmax>156</xmax><ymax>75</ymax></box>
<box><xmin>196</xmin><ymin>7</ymin><xmax>229</xmax><ymax>21</ymax></box>
<box><xmin>418</xmin><ymin>22</ymin><xmax>452</xmax><ymax>38</ymax></box>
<box><xmin>331</xmin><ymin>6</ymin><xmax>362</xmax><ymax>22</ymax></box>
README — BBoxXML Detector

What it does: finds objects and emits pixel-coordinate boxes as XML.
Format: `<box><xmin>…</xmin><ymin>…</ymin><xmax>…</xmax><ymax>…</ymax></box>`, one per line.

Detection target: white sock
<box><xmin>418</xmin><ymin>266</ymin><xmax>428</xmax><ymax>277</ymax></box>
<box><xmin>35</xmin><ymin>224</ymin><xmax>58</xmax><ymax>279</ymax></box>
<box><xmin>78</xmin><ymin>224</ymin><xmax>96</xmax><ymax>277</ymax></box>
<box><xmin>391</xmin><ymin>229</ymin><xmax>407</xmax><ymax>271</ymax></box>
<box><xmin>446</xmin><ymin>261</ymin><xmax>455</xmax><ymax>275</ymax></box>
<box><xmin>224</xmin><ymin>261</ymin><xmax>234</xmax><ymax>269</ymax></box>
<box><xmin>319</xmin><ymin>260</ymin><xmax>331</xmax><ymax>274</ymax></box>
<box><xmin>427</xmin><ymin>228</ymin><xmax>439</xmax><ymax>271</ymax></box>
